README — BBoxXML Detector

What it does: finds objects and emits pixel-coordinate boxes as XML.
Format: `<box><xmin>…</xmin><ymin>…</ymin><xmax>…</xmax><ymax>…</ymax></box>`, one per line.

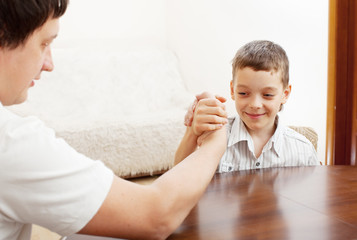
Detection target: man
<box><xmin>0</xmin><ymin>1</ymin><xmax>227</xmax><ymax>239</ymax></box>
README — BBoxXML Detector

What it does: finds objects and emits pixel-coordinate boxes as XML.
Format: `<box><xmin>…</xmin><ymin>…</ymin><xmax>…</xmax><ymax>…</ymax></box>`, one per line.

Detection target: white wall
<box><xmin>57</xmin><ymin>0</ymin><xmax>328</xmax><ymax>163</ymax></box>
<box><xmin>166</xmin><ymin>0</ymin><xmax>328</xmax><ymax>163</ymax></box>
<box><xmin>57</xmin><ymin>0</ymin><xmax>167</xmax><ymax>47</ymax></box>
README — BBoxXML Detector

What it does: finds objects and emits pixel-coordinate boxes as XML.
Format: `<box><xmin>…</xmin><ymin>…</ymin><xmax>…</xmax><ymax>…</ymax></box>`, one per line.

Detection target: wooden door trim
<box><xmin>326</xmin><ymin>0</ymin><xmax>336</xmax><ymax>165</ymax></box>
<box><xmin>326</xmin><ymin>0</ymin><xmax>356</xmax><ymax>165</ymax></box>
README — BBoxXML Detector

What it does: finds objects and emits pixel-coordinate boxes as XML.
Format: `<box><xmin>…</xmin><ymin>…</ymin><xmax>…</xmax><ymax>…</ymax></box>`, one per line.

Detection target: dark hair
<box><xmin>0</xmin><ymin>0</ymin><xmax>69</xmax><ymax>49</ymax></box>
<box><xmin>232</xmin><ymin>40</ymin><xmax>289</xmax><ymax>88</ymax></box>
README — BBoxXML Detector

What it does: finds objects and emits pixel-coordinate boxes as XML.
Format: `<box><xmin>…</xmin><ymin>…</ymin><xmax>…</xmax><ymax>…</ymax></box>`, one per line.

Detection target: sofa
<box><xmin>7</xmin><ymin>46</ymin><xmax>193</xmax><ymax>178</ymax></box>
<box><xmin>7</xmin><ymin>44</ymin><xmax>320</xmax><ymax>179</ymax></box>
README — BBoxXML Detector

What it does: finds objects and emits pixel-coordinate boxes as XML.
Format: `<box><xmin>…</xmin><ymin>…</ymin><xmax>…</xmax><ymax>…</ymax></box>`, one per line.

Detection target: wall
<box><xmin>57</xmin><ymin>0</ymin><xmax>328</xmax><ymax>163</ymax></box>
<box><xmin>57</xmin><ymin>0</ymin><xmax>167</xmax><ymax>47</ymax></box>
<box><xmin>166</xmin><ymin>0</ymin><xmax>328</xmax><ymax>163</ymax></box>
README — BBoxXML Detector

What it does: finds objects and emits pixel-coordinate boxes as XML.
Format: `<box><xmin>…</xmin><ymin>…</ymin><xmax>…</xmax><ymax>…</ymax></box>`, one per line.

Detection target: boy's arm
<box><xmin>79</xmin><ymin>126</ymin><xmax>227</xmax><ymax>240</ymax></box>
<box><xmin>174</xmin><ymin>95</ymin><xmax>228</xmax><ymax>165</ymax></box>
<box><xmin>174</xmin><ymin>126</ymin><xmax>199</xmax><ymax>165</ymax></box>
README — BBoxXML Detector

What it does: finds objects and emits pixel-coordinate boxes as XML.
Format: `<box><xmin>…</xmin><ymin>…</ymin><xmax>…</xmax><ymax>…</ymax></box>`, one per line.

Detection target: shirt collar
<box><xmin>227</xmin><ymin>115</ymin><xmax>283</xmax><ymax>157</ymax></box>
<box><xmin>227</xmin><ymin>115</ymin><xmax>251</xmax><ymax>147</ymax></box>
<box><xmin>269</xmin><ymin>115</ymin><xmax>283</xmax><ymax>156</ymax></box>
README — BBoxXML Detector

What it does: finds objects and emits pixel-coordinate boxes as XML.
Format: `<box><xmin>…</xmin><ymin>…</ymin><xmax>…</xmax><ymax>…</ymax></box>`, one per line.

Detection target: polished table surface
<box><xmin>67</xmin><ymin>166</ymin><xmax>357</xmax><ymax>240</ymax></box>
<box><xmin>169</xmin><ymin>165</ymin><xmax>357</xmax><ymax>240</ymax></box>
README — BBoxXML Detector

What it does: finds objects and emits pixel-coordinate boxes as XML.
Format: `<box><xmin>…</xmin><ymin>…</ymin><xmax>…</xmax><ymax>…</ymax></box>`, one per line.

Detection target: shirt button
<box><xmin>256</xmin><ymin>162</ymin><xmax>260</xmax><ymax>167</ymax></box>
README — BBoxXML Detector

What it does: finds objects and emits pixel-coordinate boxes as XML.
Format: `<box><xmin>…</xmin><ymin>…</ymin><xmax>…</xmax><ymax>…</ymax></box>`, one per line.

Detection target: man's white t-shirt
<box><xmin>0</xmin><ymin>103</ymin><xmax>114</xmax><ymax>240</ymax></box>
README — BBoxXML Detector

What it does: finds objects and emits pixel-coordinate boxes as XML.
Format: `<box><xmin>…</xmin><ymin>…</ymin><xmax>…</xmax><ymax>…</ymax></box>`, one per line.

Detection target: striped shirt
<box><xmin>218</xmin><ymin>115</ymin><xmax>319</xmax><ymax>173</ymax></box>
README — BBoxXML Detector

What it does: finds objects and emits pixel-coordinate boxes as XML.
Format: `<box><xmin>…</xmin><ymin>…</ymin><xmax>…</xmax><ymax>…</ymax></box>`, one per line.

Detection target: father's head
<box><xmin>0</xmin><ymin>0</ymin><xmax>69</xmax><ymax>106</ymax></box>
<box><xmin>0</xmin><ymin>0</ymin><xmax>68</xmax><ymax>49</ymax></box>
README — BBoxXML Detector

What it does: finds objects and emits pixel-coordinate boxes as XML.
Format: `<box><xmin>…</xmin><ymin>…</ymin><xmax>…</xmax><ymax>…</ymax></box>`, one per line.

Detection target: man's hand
<box><xmin>198</xmin><ymin>124</ymin><xmax>227</xmax><ymax>148</ymax></box>
<box><xmin>184</xmin><ymin>92</ymin><xmax>227</xmax><ymax>127</ymax></box>
<box><xmin>184</xmin><ymin>92</ymin><xmax>227</xmax><ymax>138</ymax></box>
<box><xmin>175</xmin><ymin>92</ymin><xmax>227</xmax><ymax>165</ymax></box>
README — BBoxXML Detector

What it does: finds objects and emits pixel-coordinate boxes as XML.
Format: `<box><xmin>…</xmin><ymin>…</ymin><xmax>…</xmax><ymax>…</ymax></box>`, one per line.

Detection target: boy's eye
<box><xmin>264</xmin><ymin>94</ymin><xmax>274</xmax><ymax>97</ymax></box>
<box><xmin>238</xmin><ymin>92</ymin><xmax>247</xmax><ymax>96</ymax></box>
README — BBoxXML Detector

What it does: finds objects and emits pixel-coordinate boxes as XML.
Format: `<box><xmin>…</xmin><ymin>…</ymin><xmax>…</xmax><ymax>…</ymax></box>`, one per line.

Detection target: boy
<box><xmin>0</xmin><ymin>1</ymin><xmax>226</xmax><ymax>239</ymax></box>
<box><xmin>175</xmin><ymin>40</ymin><xmax>318</xmax><ymax>172</ymax></box>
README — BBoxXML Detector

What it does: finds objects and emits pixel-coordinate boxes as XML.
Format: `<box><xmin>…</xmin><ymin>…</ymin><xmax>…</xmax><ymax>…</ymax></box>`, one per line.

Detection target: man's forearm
<box><xmin>80</xmin><ymin>127</ymin><xmax>226</xmax><ymax>240</ymax></box>
<box><xmin>154</xmin><ymin>127</ymin><xmax>227</xmax><ymax>235</ymax></box>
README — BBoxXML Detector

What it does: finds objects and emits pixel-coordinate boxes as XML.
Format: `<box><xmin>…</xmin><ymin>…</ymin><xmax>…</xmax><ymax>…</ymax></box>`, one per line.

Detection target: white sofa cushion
<box><xmin>7</xmin><ymin>47</ymin><xmax>193</xmax><ymax>177</ymax></box>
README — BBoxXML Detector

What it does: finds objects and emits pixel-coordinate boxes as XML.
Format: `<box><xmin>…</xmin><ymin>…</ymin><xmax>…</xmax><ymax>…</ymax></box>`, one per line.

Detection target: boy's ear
<box><xmin>282</xmin><ymin>84</ymin><xmax>292</xmax><ymax>104</ymax></box>
<box><xmin>230</xmin><ymin>80</ymin><xmax>235</xmax><ymax>100</ymax></box>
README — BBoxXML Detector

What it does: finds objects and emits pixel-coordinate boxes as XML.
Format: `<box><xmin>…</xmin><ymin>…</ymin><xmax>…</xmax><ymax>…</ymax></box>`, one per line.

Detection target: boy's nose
<box><xmin>249</xmin><ymin>96</ymin><xmax>263</xmax><ymax>109</ymax></box>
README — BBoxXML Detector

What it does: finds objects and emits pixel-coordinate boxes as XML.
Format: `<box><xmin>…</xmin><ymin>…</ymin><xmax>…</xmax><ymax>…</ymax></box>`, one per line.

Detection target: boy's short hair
<box><xmin>232</xmin><ymin>40</ymin><xmax>289</xmax><ymax>88</ymax></box>
<box><xmin>0</xmin><ymin>0</ymin><xmax>69</xmax><ymax>49</ymax></box>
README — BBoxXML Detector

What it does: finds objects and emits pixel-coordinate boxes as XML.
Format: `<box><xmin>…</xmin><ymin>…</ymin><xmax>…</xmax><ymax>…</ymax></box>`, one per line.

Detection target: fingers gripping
<box><xmin>184</xmin><ymin>92</ymin><xmax>227</xmax><ymax>128</ymax></box>
<box><xmin>192</xmin><ymin>99</ymin><xmax>227</xmax><ymax>136</ymax></box>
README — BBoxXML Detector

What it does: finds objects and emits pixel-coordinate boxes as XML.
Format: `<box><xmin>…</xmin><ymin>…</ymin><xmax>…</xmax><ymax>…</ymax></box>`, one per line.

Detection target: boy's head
<box><xmin>0</xmin><ymin>0</ymin><xmax>68</xmax><ymax>106</ymax></box>
<box><xmin>232</xmin><ymin>40</ymin><xmax>289</xmax><ymax>88</ymax></box>
<box><xmin>230</xmin><ymin>40</ymin><xmax>291</xmax><ymax>134</ymax></box>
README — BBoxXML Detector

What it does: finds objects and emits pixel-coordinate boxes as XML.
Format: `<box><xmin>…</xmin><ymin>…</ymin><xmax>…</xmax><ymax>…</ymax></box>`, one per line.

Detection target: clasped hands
<box><xmin>184</xmin><ymin>92</ymin><xmax>228</xmax><ymax>146</ymax></box>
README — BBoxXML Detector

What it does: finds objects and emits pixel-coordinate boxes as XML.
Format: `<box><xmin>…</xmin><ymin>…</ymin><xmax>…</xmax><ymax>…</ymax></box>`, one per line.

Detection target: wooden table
<box><xmin>66</xmin><ymin>166</ymin><xmax>357</xmax><ymax>240</ymax></box>
<box><xmin>169</xmin><ymin>165</ymin><xmax>357</xmax><ymax>240</ymax></box>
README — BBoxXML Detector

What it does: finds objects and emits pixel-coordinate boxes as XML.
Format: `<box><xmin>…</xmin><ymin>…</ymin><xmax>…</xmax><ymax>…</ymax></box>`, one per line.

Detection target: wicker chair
<box><xmin>288</xmin><ymin>126</ymin><xmax>318</xmax><ymax>151</ymax></box>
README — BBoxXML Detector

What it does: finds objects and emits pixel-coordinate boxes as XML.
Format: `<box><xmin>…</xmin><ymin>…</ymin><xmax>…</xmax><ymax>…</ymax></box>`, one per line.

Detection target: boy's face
<box><xmin>230</xmin><ymin>67</ymin><xmax>291</xmax><ymax>135</ymax></box>
<box><xmin>0</xmin><ymin>17</ymin><xmax>59</xmax><ymax>106</ymax></box>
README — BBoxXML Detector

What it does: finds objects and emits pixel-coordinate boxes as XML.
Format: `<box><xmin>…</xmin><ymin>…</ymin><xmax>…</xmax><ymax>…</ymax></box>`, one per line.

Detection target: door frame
<box><xmin>326</xmin><ymin>0</ymin><xmax>356</xmax><ymax>165</ymax></box>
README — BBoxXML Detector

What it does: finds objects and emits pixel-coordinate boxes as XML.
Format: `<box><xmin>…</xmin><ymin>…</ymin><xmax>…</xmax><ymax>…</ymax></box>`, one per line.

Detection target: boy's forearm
<box><xmin>174</xmin><ymin>127</ymin><xmax>198</xmax><ymax>165</ymax></box>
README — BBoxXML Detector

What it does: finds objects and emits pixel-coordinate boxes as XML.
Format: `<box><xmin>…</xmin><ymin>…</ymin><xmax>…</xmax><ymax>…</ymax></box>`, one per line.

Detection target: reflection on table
<box><xmin>65</xmin><ymin>166</ymin><xmax>357</xmax><ymax>240</ymax></box>
<box><xmin>169</xmin><ymin>166</ymin><xmax>357</xmax><ymax>240</ymax></box>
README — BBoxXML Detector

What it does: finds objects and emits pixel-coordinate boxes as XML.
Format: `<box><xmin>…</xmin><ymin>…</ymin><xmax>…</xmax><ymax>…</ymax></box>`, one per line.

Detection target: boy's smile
<box><xmin>231</xmin><ymin>67</ymin><xmax>291</xmax><ymax>136</ymax></box>
<box><xmin>245</xmin><ymin>112</ymin><xmax>265</xmax><ymax>120</ymax></box>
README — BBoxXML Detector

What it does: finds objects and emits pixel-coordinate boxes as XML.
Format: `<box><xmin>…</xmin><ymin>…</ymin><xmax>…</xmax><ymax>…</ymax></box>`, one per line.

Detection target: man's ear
<box><xmin>282</xmin><ymin>84</ymin><xmax>292</xmax><ymax>104</ymax></box>
<box><xmin>230</xmin><ymin>80</ymin><xmax>235</xmax><ymax>101</ymax></box>
<box><xmin>0</xmin><ymin>45</ymin><xmax>5</xmax><ymax>64</ymax></box>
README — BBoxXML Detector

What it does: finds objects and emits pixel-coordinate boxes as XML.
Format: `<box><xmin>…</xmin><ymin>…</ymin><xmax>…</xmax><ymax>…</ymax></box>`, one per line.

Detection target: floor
<box><xmin>31</xmin><ymin>176</ymin><xmax>157</xmax><ymax>240</ymax></box>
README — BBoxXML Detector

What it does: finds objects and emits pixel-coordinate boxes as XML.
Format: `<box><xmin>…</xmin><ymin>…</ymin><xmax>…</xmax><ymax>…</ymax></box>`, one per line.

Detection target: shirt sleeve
<box><xmin>307</xmin><ymin>142</ymin><xmax>320</xmax><ymax>165</ymax></box>
<box><xmin>0</xmin><ymin>115</ymin><xmax>114</xmax><ymax>236</ymax></box>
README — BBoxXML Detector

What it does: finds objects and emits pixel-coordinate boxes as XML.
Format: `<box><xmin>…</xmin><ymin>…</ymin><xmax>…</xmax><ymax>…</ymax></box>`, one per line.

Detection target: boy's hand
<box><xmin>184</xmin><ymin>92</ymin><xmax>227</xmax><ymax>127</ymax></box>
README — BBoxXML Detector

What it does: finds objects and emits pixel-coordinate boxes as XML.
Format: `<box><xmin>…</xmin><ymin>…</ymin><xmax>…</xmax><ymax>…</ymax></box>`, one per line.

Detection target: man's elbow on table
<box><xmin>140</xmin><ymin>186</ymin><xmax>190</xmax><ymax>240</ymax></box>
<box><xmin>78</xmin><ymin>177</ymin><xmax>182</xmax><ymax>240</ymax></box>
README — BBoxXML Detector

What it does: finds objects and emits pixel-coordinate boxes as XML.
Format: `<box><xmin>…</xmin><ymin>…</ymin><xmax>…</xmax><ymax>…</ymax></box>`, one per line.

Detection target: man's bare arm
<box><xmin>79</xmin><ymin>126</ymin><xmax>227</xmax><ymax>240</ymax></box>
<box><xmin>175</xmin><ymin>96</ymin><xmax>227</xmax><ymax>165</ymax></box>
